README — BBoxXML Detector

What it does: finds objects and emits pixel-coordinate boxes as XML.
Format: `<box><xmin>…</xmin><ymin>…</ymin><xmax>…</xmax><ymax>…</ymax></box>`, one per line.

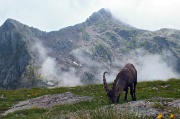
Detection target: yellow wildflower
<box><xmin>31</xmin><ymin>105</ymin><xmax>37</xmax><ymax>109</ymax></box>
<box><xmin>170</xmin><ymin>114</ymin><xmax>175</xmax><ymax>119</ymax></box>
<box><xmin>157</xmin><ymin>113</ymin><xmax>163</xmax><ymax>119</ymax></box>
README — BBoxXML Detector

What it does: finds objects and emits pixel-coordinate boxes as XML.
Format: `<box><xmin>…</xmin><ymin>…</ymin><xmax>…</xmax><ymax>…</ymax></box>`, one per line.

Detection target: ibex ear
<box><xmin>106</xmin><ymin>90</ymin><xmax>110</xmax><ymax>94</ymax></box>
<box><xmin>105</xmin><ymin>90</ymin><xmax>109</xmax><ymax>96</ymax></box>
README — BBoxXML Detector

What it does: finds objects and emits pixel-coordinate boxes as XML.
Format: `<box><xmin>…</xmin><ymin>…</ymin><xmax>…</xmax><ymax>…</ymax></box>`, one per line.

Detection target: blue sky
<box><xmin>0</xmin><ymin>0</ymin><xmax>180</xmax><ymax>31</ymax></box>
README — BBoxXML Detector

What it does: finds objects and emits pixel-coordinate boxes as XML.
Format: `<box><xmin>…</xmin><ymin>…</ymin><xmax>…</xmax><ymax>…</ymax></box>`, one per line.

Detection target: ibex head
<box><xmin>107</xmin><ymin>90</ymin><xmax>120</xmax><ymax>104</ymax></box>
<box><xmin>103</xmin><ymin>72</ymin><xmax>120</xmax><ymax>104</ymax></box>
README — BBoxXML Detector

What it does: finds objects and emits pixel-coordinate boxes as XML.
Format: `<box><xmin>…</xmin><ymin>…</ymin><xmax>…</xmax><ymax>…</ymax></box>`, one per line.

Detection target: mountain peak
<box><xmin>5</xmin><ymin>18</ymin><xmax>16</xmax><ymax>23</ymax></box>
<box><xmin>97</xmin><ymin>8</ymin><xmax>111</xmax><ymax>17</ymax></box>
<box><xmin>1</xmin><ymin>18</ymin><xmax>22</xmax><ymax>30</ymax></box>
<box><xmin>4</xmin><ymin>18</ymin><xmax>20</xmax><ymax>25</ymax></box>
<box><xmin>85</xmin><ymin>8</ymin><xmax>112</xmax><ymax>26</ymax></box>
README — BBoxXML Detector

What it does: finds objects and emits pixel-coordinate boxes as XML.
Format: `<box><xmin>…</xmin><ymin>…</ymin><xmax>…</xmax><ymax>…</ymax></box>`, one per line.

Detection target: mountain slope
<box><xmin>0</xmin><ymin>9</ymin><xmax>180</xmax><ymax>89</ymax></box>
<box><xmin>0</xmin><ymin>19</ymin><xmax>30</xmax><ymax>89</ymax></box>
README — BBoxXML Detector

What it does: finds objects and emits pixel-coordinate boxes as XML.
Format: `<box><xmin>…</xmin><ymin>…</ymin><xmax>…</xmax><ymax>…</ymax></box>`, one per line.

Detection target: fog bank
<box><xmin>32</xmin><ymin>42</ymin><xmax>179</xmax><ymax>87</ymax></box>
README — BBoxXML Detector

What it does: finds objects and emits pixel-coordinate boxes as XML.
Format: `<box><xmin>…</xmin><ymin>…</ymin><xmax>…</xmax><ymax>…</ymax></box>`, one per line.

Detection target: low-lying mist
<box><xmin>121</xmin><ymin>49</ymin><xmax>180</xmax><ymax>81</ymax></box>
<box><xmin>32</xmin><ymin>42</ymin><xmax>180</xmax><ymax>87</ymax></box>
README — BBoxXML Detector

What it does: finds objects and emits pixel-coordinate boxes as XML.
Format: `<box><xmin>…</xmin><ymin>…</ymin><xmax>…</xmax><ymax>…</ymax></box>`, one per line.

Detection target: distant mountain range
<box><xmin>0</xmin><ymin>8</ymin><xmax>180</xmax><ymax>89</ymax></box>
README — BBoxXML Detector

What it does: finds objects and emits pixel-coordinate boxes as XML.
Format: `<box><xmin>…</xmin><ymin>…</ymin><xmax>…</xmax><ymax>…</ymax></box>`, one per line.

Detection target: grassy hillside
<box><xmin>0</xmin><ymin>78</ymin><xmax>180</xmax><ymax>119</ymax></box>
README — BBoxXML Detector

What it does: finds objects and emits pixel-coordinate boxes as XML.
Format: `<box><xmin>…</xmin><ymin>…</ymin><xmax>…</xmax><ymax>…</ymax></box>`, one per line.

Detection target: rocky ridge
<box><xmin>2</xmin><ymin>92</ymin><xmax>93</xmax><ymax>116</ymax></box>
<box><xmin>0</xmin><ymin>9</ymin><xmax>180</xmax><ymax>89</ymax></box>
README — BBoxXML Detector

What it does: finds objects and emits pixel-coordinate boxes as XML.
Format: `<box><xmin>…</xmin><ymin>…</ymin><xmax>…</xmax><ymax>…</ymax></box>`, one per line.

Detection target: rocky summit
<box><xmin>0</xmin><ymin>8</ymin><xmax>180</xmax><ymax>89</ymax></box>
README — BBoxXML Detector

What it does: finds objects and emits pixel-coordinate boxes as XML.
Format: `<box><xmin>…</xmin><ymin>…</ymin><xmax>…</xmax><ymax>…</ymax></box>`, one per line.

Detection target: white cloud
<box><xmin>1</xmin><ymin>0</ymin><xmax>180</xmax><ymax>31</ymax></box>
<box><xmin>70</xmin><ymin>47</ymin><xmax>180</xmax><ymax>84</ymax></box>
<box><xmin>29</xmin><ymin>40</ymin><xmax>180</xmax><ymax>87</ymax></box>
<box><xmin>104</xmin><ymin>0</ymin><xmax>180</xmax><ymax>31</ymax></box>
<box><xmin>0</xmin><ymin>0</ymin><xmax>104</xmax><ymax>31</ymax></box>
<box><xmin>121</xmin><ymin>49</ymin><xmax>180</xmax><ymax>81</ymax></box>
<box><xmin>31</xmin><ymin>40</ymin><xmax>83</xmax><ymax>87</ymax></box>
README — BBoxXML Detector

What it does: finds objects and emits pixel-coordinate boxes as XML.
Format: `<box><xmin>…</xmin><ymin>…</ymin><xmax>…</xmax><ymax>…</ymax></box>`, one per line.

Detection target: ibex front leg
<box><xmin>124</xmin><ymin>87</ymin><xmax>128</xmax><ymax>101</ymax></box>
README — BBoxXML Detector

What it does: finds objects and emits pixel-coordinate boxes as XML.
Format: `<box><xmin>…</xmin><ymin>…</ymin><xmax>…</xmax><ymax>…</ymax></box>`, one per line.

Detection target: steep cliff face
<box><xmin>0</xmin><ymin>9</ymin><xmax>180</xmax><ymax>89</ymax></box>
<box><xmin>0</xmin><ymin>19</ymin><xmax>30</xmax><ymax>89</ymax></box>
<box><xmin>0</xmin><ymin>19</ymin><xmax>47</xmax><ymax>89</ymax></box>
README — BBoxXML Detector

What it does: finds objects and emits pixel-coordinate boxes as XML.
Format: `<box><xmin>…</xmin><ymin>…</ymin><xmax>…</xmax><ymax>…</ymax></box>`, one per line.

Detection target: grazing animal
<box><xmin>103</xmin><ymin>63</ymin><xmax>137</xmax><ymax>104</ymax></box>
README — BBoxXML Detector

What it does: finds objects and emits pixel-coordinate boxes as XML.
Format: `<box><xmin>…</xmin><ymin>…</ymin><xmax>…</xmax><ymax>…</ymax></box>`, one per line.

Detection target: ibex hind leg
<box><xmin>130</xmin><ymin>84</ymin><xmax>136</xmax><ymax>101</ymax></box>
<box><xmin>133</xmin><ymin>82</ymin><xmax>137</xmax><ymax>101</ymax></box>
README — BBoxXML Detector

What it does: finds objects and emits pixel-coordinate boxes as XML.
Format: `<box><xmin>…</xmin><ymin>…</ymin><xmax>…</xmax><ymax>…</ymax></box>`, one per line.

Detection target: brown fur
<box><xmin>103</xmin><ymin>63</ymin><xmax>137</xmax><ymax>104</ymax></box>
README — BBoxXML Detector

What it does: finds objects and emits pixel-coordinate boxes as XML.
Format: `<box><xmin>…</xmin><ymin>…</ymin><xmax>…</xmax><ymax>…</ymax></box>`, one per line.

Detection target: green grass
<box><xmin>0</xmin><ymin>78</ymin><xmax>180</xmax><ymax>119</ymax></box>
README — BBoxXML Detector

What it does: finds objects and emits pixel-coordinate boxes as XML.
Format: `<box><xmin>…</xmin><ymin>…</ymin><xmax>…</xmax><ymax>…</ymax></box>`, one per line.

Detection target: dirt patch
<box><xmin>2</xmin><ymin>92</ymin><xmax>93</xmax><ymax>116</ymax></box>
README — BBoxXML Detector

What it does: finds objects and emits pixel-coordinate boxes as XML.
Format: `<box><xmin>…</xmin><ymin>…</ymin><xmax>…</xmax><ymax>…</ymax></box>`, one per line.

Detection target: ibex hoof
<box><xmin>132</xmin><ymin>98</ymin><xmax>136</xmax><ymax>101</ymax></box>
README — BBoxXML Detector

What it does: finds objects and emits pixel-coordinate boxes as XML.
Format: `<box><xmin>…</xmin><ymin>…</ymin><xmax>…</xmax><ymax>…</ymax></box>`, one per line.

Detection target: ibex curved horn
<box><xmin>103</xmin><ymin>71</ymin><xmax>110</xmax><ymax>93</ymax></box>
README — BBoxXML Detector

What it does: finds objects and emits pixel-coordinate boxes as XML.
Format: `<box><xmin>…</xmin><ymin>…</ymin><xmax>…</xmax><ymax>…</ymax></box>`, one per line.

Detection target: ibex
<box><xmin>103</xmin><ymin>63</ymin><xmax>137</xmax><ymax>104</ymax></box>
